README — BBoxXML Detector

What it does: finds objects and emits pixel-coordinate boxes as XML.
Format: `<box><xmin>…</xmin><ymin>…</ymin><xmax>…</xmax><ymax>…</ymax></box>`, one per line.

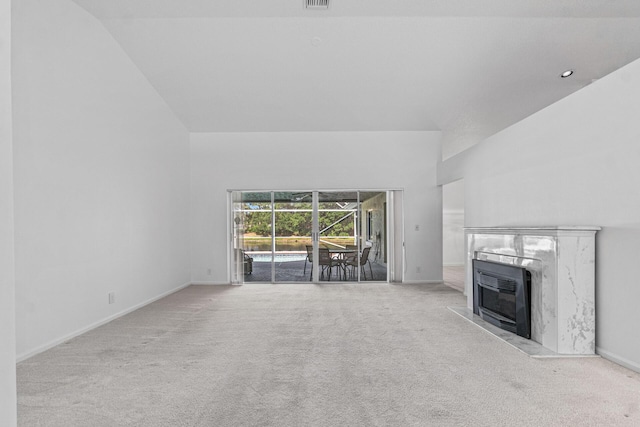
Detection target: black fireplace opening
<box><xmin>473</xmin><ymin>259</ymin><xmax>531</xmax><ymax>339</ymax></box>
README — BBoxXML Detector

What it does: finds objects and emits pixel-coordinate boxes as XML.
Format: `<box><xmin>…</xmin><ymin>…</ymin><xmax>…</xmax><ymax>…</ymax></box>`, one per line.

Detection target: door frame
<box><xmin>228</xmin><ymin>189</ymin><xmax>404</xmax><ymax>284</ymax></box>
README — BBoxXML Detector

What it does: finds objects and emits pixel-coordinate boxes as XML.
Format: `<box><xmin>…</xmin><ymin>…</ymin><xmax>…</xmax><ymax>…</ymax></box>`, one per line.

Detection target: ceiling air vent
<box><xmin>305</xmin><ymin>0</ymin><xmax>330</xmax><ymax>10</ymax></box>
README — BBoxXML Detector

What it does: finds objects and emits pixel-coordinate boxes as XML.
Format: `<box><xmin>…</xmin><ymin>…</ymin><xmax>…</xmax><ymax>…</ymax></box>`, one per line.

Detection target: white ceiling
<box><xmin>72</xmin><ymin>0</ymin><xmax>640</xmax><ymax>142</ymax></box>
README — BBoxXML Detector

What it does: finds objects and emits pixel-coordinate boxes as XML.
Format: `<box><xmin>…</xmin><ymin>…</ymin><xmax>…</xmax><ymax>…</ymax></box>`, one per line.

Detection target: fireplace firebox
<box><xmin>473</xmin><ymin>259</ymin><xmax>531</xmax><ymax>339</ymax></box>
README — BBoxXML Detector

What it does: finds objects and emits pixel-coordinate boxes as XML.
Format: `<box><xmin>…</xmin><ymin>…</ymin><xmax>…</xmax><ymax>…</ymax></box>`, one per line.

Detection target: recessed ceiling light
<box><xmin>560</xmin><ymin>70</ymin><xmax>574</xmax><ymax>78</ymax></box>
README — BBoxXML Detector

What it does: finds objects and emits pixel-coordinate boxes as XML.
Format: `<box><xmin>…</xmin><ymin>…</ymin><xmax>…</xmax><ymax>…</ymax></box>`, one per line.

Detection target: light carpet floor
<box><xmin>17</xmin><ymin>283</ymin><xmax>640</xmax><ymax>426</ymax></box>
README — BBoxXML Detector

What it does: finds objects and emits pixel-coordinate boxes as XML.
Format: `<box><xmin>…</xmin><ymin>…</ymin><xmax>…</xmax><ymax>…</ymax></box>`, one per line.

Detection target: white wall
<box><xmin>191</xmin><ymin>131</ymin><xmax>442</xmax><ymax>284</ymax></box>
<box><xmin>442</xmin><ymin>179</ymin><xmax>464</xmax><ymax>266</ymax></box>
<box><xmin>12</xmin><ymin>0</ymin><xmax>190</xmax><ymax>359</ymax></box>
<box><xmin>0</xmin><ymin>0</ymin><xmax>16</xmax><ymax>424</ymax></box>
<box><xmin>439</xmin><ymin>57</ymin><xmax>640</xmax><ymax>371</ymax></box>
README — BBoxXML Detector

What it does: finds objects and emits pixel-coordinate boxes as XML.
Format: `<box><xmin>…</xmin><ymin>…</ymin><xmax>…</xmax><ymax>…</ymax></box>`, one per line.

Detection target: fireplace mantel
<box><xmin>463</xmin><ymin>226</ymin><xmax>600</xmax><ymax>355</ymax></box>
<box><xmin>464</xmin><ymin>226</ymin><xmax>601</xmax><ymax>234</ymax></box>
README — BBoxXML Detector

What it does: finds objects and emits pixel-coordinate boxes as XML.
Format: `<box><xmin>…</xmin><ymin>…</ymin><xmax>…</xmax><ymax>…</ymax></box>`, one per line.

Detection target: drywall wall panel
<box><xmin>442</xmin><ymin>179</ymin><xmax>464</xmax><ymax>266</ymax></box>
<box><xmin>0</xmin><ymin>0</ymin><xmax>17</xmax><ymax>424</ymax></box>
<box><xmin>12</xmin><ymin>0</ymin><xmax>190</xmax><ymax>359</ymax></box>
<box><xmin>440</xmin><ymin>57</ymin><xmax>640</xmax><ymax>371</ymax></box>
<box><xmin>190</xmin><ymin>131</ymin><xmax>442</xmax><ymax>284</ymax></box>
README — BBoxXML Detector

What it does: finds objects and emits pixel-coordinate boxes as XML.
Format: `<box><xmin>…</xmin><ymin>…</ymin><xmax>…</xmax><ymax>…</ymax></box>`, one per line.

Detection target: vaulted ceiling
<box><xmin>72</xmin><ymin>0</ymin><xmax>640</xmax><ymax>151</ymax></box>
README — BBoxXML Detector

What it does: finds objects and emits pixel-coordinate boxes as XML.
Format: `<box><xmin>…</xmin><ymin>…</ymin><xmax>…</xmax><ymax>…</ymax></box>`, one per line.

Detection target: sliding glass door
<box><xmin>274</xmin><ymin>192</ymin><xmax>313</xmax><ymax>282</ymax></box>
<box><xmin>231</xmin><ymin>192</ymin><xmax>272</xmax><ymax>283</ymax></box>
<box><xmin>358</xmin><ymin>192</ymin><xmax>388</xmax><ymax>282</ymax></box>
<box><xmin>318</xmin><ymin>191</ymin><xmax>358</xmax><ymax>281</ymax></box>
<box><xmin>230</xmin><ymin>190</ymin><xmax>399</xmax><ymax>284</ymax></box>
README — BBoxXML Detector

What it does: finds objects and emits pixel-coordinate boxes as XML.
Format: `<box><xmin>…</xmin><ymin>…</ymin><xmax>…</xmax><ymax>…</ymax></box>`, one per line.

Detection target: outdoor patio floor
<box><xmin>244</xmin><ymin>259</ymin><xmax>388</xmax><ymax>282</ymax></box>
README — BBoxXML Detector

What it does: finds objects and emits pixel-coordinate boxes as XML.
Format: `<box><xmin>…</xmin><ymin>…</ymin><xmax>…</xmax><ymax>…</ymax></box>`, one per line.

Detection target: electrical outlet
<box><xmin>108</xmin><ymin>292</ymin><xmax>115</xmax><ymax>304</ymax></box>
<box><xmin>207</xmin><ymin>268</ymin><xmax>212</xmax><ymax>275</ymax></box>
<box><xmin>416</xmin><ymin>266</ymin><xmax>421</xmax><ymax>274</ymax></box>
<box><xmin>415</xmin><ymin>224</ymin><xmax>420</xmax><ymax>231</ymax></box>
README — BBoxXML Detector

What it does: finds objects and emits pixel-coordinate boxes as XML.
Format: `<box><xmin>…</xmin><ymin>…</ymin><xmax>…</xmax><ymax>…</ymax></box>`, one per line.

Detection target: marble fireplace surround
<box><xmin>461</xmin><ymin>226</ymin><xmax>600</xmax><ymax>356</ymax></box>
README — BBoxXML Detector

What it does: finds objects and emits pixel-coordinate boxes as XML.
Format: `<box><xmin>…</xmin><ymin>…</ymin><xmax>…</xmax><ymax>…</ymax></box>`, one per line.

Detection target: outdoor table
<box><xmin>328</xmin><ymin>248</ymin><xmax>358</xmax><ymax>280</ymax></box>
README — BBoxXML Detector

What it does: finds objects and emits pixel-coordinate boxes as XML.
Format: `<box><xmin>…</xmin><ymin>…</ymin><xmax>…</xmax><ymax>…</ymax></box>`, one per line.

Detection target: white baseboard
<box><xmin>443</xmin><ymin>263</ymin><xmax>465</xmax><ymax>267</ymax></box>
<box><xmin>401</xmin><ymin>280</ymin><xmax>445</xmax><ymax>285</ymax></box>
<box><xmin>16</xmin><ymin>281</ymin><xmax>191</xmax><ymax>363</ymax></box>
<box><xmin>191</xmin><ymin>281</ymin><xmax>236</xmax><ymax>286</ymax></box>
<box><xmin>596</xmin><ymin>347</ymin><xmax>640</xmax><ymax>373</ymax></box>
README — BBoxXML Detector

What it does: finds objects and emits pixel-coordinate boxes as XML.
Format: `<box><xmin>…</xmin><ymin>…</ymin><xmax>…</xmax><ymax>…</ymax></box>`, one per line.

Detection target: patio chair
<box><xmin>344</xmin><ymin>246</ymin><xmax>373</xmax><ymax>280</ymax></box>
<box><xmin>345</xmin><ymin>245</ymin><xmax>358</xmax><ymax>260</ymax></box>
<box><xmin>237</xmin><ymin>249</ymin><xmax>253</xmax><ymax>275</ymax></box>
<box><xmin>316</xmin><ymin>247</ymin><xmax>342</xmax><ymax>281</ymax></box>
<box><xmin>342</xmin><ymin>245</ymin><xmax>358</xmax><ymax>274</ymax></box>
<box><xmin>304</xmin><ymin>245</ymin><xmax>313</xmax><ymax>277</ymax></box>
